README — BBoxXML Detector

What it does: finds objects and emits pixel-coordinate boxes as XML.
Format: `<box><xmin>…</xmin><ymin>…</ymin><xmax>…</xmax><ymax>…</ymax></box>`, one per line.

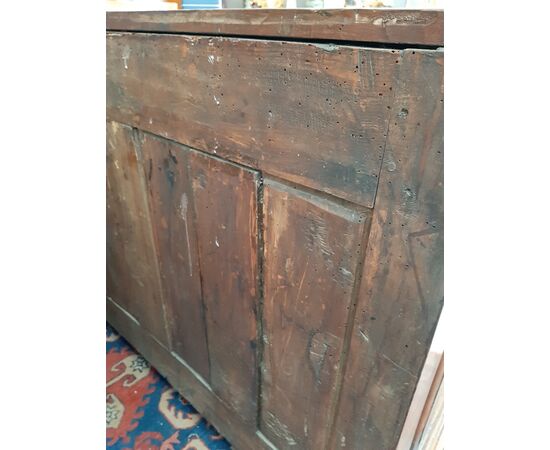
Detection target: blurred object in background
<box><xmin>244</xmin><ymin>0</ymin><xmax>285</xmax><ymax>7</ymax></box>
<box><xmin>106</xmin><ymin>0</ymin><xmax>179</xmax><ymax>10</ymax></box>
<box><xmin>239</xmin><ymin>0</ymin><xmax>442</xmax><ymax>7</ymax></box>
<box><xmin>182</xmin><ymin>0</ymin><xmax>221</xmax><ymax>9</ymax></box>
<box><xmin>236</xmin><ymin>0</ymin><xmax>442</xmax><ymax>7</ymax></box>
<box><xmin>106</xmin><ymin>0</ymin><xmax>442</xmax><ymax>9</ymax></box>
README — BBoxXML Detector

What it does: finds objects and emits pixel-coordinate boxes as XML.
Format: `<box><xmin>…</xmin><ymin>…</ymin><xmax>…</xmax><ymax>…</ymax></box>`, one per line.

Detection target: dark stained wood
<box><xmin>260</xmin><ymin>178</ymin><xmax>370</xmax><ymax>449</ymax></box>
<box><xmin>106</xmin><ymin>298</ymin><xmax>274</xmax><ymax>450</ymax></box>
<box><xmin>188</xmin><ymin>150</ymin><xmax>260</xmax><ymax>425</ymax></box>
<box><xmin>329</xmin><ymin>49</ymin><xmax>443</xmax><ymax>450</ymax></box>
<box><xmin>106</xmin><ymin>121</ymin><xmax>169</xmax><ymax>346</ymax></box>
<box><xmin>138</xmin><ymin>130</ymin><xmax>210</xmax><ymax>381</ymax></box>
<box><xmin>106</xmin><ymin>32</ymin><xmax>398</xmax><ymax>208</ymax></box>
<box><xmin>107</xmin><ymin>9</ymin><xmax>443</xmax><ymax>47</ymax></box>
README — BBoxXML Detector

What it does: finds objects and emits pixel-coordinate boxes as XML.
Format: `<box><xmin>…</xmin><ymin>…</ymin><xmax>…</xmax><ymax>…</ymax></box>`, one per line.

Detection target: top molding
<box><xmin>106</xmin><ymin>9</ymin><xmax>443</xmax><ymax>47</ymax></box>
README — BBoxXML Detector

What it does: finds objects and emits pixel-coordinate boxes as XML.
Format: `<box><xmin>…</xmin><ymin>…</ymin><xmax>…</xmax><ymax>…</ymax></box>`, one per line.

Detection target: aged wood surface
<box><xmin>138</xmin><ymin>130</ymin><xmax>210</xmax><ymax>381</ymax></box>
<box><xmin>188</xmin><ymin>150</ymin><xmax>260</xmax><ymax>425</ymax></box>
<box><xmin>106</xmin><ymin>15</ymin><xmax>444</xmax><ymax>450</ymax></box>
<box><xmin>107</xmin><ymin>9</ymin><xmax>443</xmax><ymax>46</ymax></box>
<box><xmin>106</xmin><ymin>121</ymin><xmax>169</xmax><ymax>345</ymax></box>
<box><xmin>106</xmin><ymin>32</ymin><xmax>398</xmax><ymax>208</ymax></box>
<box><xmin>260</xmin><ymin>178</ymin><xmax>370</xmax><ymax>449</ymax></box>
<box><xmin>107</xmin><ymin>298</ymin><xmax>273</xmax><ymax>450</ymax></box>
<box><xmin>330</xmin><ymin>49</ymin><xmax>443</xmax><ymax>450</ymax></box>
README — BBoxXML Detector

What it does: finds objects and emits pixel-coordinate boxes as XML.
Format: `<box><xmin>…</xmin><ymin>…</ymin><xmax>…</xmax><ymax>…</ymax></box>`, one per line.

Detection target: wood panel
<box><xmin>260</xmin><ymin>178</ymin><xmax>370</xmax><ymax>449</ymax></box>
<box><xmin>330</xmin><ymin>49</ymin><xmax>444</xmax><ymax>450</ymax></box>
<box><xmin>106</xmin><ymin>32</ymin><xmax>398</xmax><ymax>208</ymax></box>
<box><xmin>106</xmin><ymin>121</ymin><xmax>168</xmax><ymax>345</ymax></box>
<box><xmin>138</xmin><ymin>131</ymin><xmax>210</xmax><ymax>381</ymax></box>
<box><xmin>107</xmin><ymin>9</ymin><xmax>444</xmax><ymax>47</ymax></box>
<box><xmin>188</xmin><ymin>150</ymin><xmax>260</xmax><ymax>425</ymax></box>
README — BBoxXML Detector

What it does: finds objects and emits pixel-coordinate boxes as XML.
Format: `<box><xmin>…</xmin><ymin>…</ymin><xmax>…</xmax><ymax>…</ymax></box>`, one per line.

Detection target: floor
<box><xmin>107</xmin><ymin>324</ymin><xmax>231</xmax><ymax>449</ymax></box>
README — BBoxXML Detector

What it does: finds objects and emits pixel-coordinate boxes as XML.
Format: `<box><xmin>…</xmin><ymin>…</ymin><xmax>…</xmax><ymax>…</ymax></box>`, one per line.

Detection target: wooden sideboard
<box><xmin>106</xmin><ymin>9</ymin><xmax>443</xmax><ymax>449</ymax></box>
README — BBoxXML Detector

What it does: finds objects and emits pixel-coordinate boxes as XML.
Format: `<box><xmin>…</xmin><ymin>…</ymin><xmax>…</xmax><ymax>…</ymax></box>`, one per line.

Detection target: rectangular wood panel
<box><xmin>106</xmin><ymin>32</ymin><xmax>398</xmax><ymax>207</ymax></box>
<box><xmin>106</xmin><ymin>121</ymin><xmax>168</xmax><ymax>345</ymax></box>
<box><xmin>260</xmin><ymin>178</ymin><xmax>370</xmax><ymax>449</ymax></box>
<box><xmin>330</xmin><ymin>49</ymin><xmax>444</xmax><ymax>450</ymax></box>
<box><xmin>138</xmin><ymin>130</ymin><xmax>210</xmax><ymax>381</ymax></box>
<box><xmin>188</xmin><ymin>150</ymin><xmax>260</xmax><ymax>425</ymax></box>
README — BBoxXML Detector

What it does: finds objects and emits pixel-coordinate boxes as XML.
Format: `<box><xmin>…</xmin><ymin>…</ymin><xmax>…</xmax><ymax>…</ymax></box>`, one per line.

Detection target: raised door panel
<box><xmin>188</xmin><ymin>150</ymin><xmax>260</xmax><ymax>426</ymax></box>
<box><xmin>106</xmin><ymin>121</ymin><xmax>168</xmax><ymax>346</ymax></box>
<box><xmin>260</xmin><ymin>178</ymin><xmax>370</xmax><ymax>449</ymax></box>
<box><xmin>138</xmin><ymin>131</ymin><xmax>210</xmax><ymax>381</ymax></box>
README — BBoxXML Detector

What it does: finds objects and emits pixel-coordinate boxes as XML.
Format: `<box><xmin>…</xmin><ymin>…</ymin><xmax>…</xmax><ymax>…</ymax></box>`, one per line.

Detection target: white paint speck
<box><xmin>215</xmin><ymin>237</ymin><xmax>220</xmax><ymax>248</ymax></box>
<box><xmin>149</xmin><ymin>118</ymin><xmax>153</xmax><ymax>124</ymax></box>
<box><xmin>122</xmin><ymin>46</ymin><xmax>131</xmax><ymax>70</ymax></box>
<box><xmin>339</xmin><ymin>267</ymin><xmax>353</xmax><ymax>278</ymax></box>
<box><xmin>114</xmin><ymin>160</ymin><xmax>120</xmax><ymax>169</ymax></box>
<box><xmin>214</xmin><ymin>95</ymin><xmax>220</xmax><ymax>106</ymax></box>
<box><xmin>208</xmin><ymin>55</ymin><xmax>215</xmax><ymax>64</ymax></box>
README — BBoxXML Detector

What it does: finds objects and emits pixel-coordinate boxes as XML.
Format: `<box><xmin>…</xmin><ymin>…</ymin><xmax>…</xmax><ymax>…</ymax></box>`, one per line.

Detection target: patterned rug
<box><xmin>107</xmin><ymin>324</ymin><xmax>231</xmax><ymax>449</ymax></box>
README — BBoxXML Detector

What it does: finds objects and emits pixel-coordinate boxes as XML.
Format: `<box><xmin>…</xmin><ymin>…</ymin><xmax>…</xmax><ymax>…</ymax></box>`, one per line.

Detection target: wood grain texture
<box><xmin>260</xmin><ymin>178</ymin><xmax>370</xmax><ymax>449</ymax></box>
<box><xmin>107</xmin><ymin>9</ymin><xmax>443</xmax><ymax>46</ymax></box>
<box><xmin>330</xmin><ymin>49</ymin><xmax>443</xmax><ymax>450</ymax></box>
<box><xmin>107</xmin><ymin>298</ymin><xmax>275</xmax><ymax>450</ymax></box>
<box><xmin>188</xmin><ymin>151</ymin><xmax>260</xmax><ymax>425</ymax></box>
<box><xmin>106</xmin><ymin>32</ymin><xmax>398</xmax><ymax>208</ymax></box>
<box><xmin>106</xmin><ymin>121</ymin><xmax>169</xmax><ymax>345</ymax></box>
<box><xmin>106</xmin><ymin>17</ymin><xmax>444</xmax><ymax>449</ymax></box>
<box><xmin>138</xmin><ymin>130</ymin><xmax>210</xmax><ymax>381</ymax></box>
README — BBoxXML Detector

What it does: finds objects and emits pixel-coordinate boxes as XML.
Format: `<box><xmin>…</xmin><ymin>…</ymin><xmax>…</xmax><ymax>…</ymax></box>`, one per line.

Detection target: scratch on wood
<box><xmin>264</xmin><ymin>411</ymin><xmax>298</xmax><ymax>446</ymax></box>
<box><xmin>179</xmin><ymin>193</ymin><xmax>193</xmax><ymax>277</ymax></box>
<box><xmin>358</xmin><ymin>328</ymin><xmax>370</xmax><ymax>343</ymax></box>
<box><xmin>380</xmin><ymin>353</ymin><xmax>416</xmax><ymax>378</ymax></box>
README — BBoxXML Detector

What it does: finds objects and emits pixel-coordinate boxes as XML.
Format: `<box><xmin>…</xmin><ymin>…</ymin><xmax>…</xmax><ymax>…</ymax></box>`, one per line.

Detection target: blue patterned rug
<box><xmin>107</xmin><ymin>324</ymin><xmax>231</xmax><ymax>449</ymax></box>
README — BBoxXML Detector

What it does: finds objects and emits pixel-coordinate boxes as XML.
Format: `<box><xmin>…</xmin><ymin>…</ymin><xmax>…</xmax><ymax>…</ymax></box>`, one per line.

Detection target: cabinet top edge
<box><xmin>106</xmin><ymin>9</ymin><xmax>443</xmax><ymax>47</ymax></box>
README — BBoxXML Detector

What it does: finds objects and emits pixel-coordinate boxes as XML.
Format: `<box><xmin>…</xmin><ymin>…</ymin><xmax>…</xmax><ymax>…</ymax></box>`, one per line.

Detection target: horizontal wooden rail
<box><xmin>107</xmin><ymin>9</ymin><xmax>444</xmax><ymax>47</ymax></box>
